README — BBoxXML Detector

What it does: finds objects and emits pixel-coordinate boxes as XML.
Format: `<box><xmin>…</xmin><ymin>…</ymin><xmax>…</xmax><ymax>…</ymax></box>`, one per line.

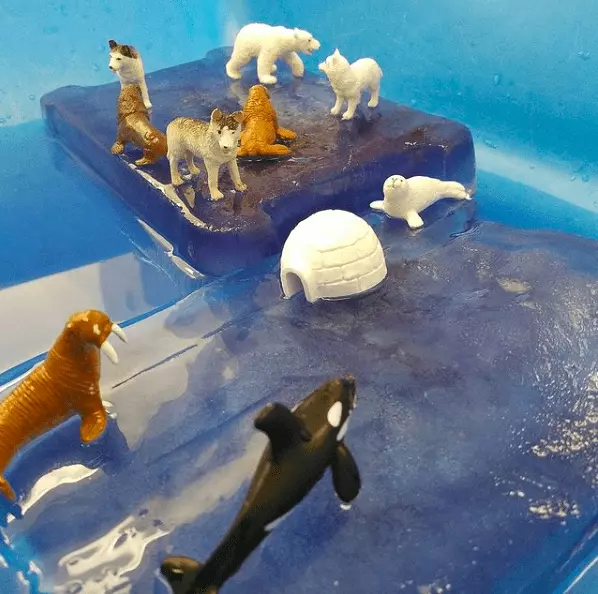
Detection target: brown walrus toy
<box><xmin>238</xmin><ymin>84</ymin><xmax>297</xmax><ymax>158</ymax></box>
<box><xmin>0</xmin><ymin>310</ymin><xmax>127</xmax><ymax>501</ymax></box>
<box><xmin>111</xmin><ymin>84</ymin><xmax>167</xmax><ymax>166</ymax></box>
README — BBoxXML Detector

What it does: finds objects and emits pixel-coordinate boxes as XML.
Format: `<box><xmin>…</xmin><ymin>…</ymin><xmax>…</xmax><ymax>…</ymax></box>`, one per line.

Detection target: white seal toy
<box><xmin>318</xmin><ymin>49</ymin><xmax>383</xmax><ymax>120</ymax></box>
<box><xmin>108</xmin><ymin>39</ymin><xmax>152</xmax><ymax>111</ymax></box>
<box><xmin>225</xmin><ymin>23</ymin><xmax>321</xmax><ymax>85</ymax></box>
<box><xmin>280</xmin><ymin>210</ymin><xmax>387</xmax><ymax>303</ymax></box>
<box><xmin>370</xmin><ymin>175</ymin><xmax>472</xmax><ymax>229</ymax></box>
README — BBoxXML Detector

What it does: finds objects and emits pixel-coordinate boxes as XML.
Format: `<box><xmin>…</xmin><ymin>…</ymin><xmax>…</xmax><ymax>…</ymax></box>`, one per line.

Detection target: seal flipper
<box><xmin>331</xmin><ymin>442</ymin><xmax>361</xmax><ymax>504</ymax></box>
<box><xmin>161</xmin><ymin>556</ymin><xmax>215</xmax><ymax>594</ymax></box>
<box><xmin>254</xmin><ymin>403</ymin><xmax>311</xmax><ymax>462</ymax></box>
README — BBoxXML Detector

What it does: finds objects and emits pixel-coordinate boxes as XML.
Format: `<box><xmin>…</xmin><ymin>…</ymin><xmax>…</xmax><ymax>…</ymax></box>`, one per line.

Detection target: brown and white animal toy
<box><xmin>111</xmin><ymin>85</ymin><xmax>167</xmax><ymax>166</ymax></box>
<box><xmin>166</xmin><ymin>109</ymin><xmax>246</xmax><ymax>200</ymax></box>
<box><xmin>108</xmin><ymin>39</ymin><xmax>152</xmax><ymax>111</ymax></box>
<box><xmin>0</xmin><ymin>310</ymin><xmax>126</xmax><ymax>501</ymax></box>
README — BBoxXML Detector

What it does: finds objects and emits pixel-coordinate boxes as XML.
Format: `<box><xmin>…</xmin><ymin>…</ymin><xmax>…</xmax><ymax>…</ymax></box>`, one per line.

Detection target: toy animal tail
<box><xmin>161</xmin><ymin>556</ymin><xmax>217</xmax><ymax>594</ymax></box>
<box><xmin>0</xmin><ymin>475</ymin><xmax>16</xmax><ymax>501</ymax></box>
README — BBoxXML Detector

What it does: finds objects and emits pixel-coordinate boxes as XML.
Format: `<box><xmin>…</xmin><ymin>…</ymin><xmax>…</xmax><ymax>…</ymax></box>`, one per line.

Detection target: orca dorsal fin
<box><xmin>254</xmin><ymin>403</ymin><xmax>312</xmax><ymax>462</ymax></box>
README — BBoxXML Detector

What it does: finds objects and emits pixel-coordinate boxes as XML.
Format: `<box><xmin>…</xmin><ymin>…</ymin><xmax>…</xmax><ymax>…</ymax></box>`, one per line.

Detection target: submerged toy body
<box><xmin>319</xmin><ymin>49</ymin><xmax>383</xmax><ymax>120</ymax></box>
<box><xmin>111</xmin><ymin>85</ymin><xmax>167</xmax><ymax>166</ymax></box>
<box><xmin>0</xmin><ymin>310</ymin><xmax>126</xmax><ymax>501</ymax></box>
<box><xmin>238</xmin><ymin>85</ymin><xmax>297</xmax><ymax>157</ymax></box>
<box><xmin>225</xmin><ymin>23</ymin><xmax>321</xmax><ymax>85</ymax></box>
<box><xmin>108</xmin><ymin>39</ymin><xmax>152</xmax><ymax>111</ymax></box>
<box><xmin>371</xmin><ymin>174</ymin><xmax>472</xmax><ymax>229</ymax></box>
<box><xmin>160</xmin><ymin>376</ymin><xmax>360</xmax><ymax>594</ymax></box>
<box><xmin>166</xmin><ymin>109</ymin><xmax>246</xmax><ymax>199</ymax></box>
<box><xmin>280</xmin><ymin>210</ymin><xmax>388</xmax><ymax>303</ymax></box>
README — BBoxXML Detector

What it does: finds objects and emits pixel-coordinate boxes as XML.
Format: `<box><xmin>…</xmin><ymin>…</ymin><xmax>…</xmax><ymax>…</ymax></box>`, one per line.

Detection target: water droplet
<box><xmin>571</xmin><ymin>175</ymin><xmax>577</xmax><ymax>181</ymax></box>
<box><xmin>43</xmin><ymin>25</ymin><xmax>59</xmax><ymax>35</ymax></box>
<box><xmin>410</xmin><ymin>99</ymin><xmax>417</xmax><ymax>106</ymax></box>
<box><xmin>0</xmin><ymin>118</ymin><xmax>6</xmax><ymax>125</ymax></box>
<box><xmin>578</xmin><ymin>51</ymin><xmax>591</xmax><ymax>60</ymax></box>
<box><xmin>92</xmin><ymin>63</ymin><xmax>100</xmax><ymax>72</ymax></box>
<box><xmin>582</xmin><ymin>173</ymin><xmax>590</xmax><ymax>183</ymax></box>
<box><xmin>493</xmin><ymin>73</ymin><xmax>501</xmax><ymax>85</ymax></box>
<box><xmin>59</xmin><ymin>4</ymin><xmax>68</xmax><ymax>16</ymax></box>
<box><xmin>483</xmin><ymin>139</ymin><xmax>497</xmax><ymax>149</ymax></box>
<box><xmin>28</xmin><ymin>94</ymin><xmax>36</xmax><ymax>101</ymax></box>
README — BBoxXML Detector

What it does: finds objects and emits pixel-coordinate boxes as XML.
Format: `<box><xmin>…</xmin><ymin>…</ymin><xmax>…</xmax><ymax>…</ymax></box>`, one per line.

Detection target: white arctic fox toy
<box><xmin>318</xmin><ymin>49</ymin><xmax>383</xmax><ymax>120</ymax></box>
<box><xmin>370</xmin><ymin>175</ymin><xmax>472</xmax><ymax>229</ymax></box>
<box><xmin>225</xmin><ymin>23</ymin><xmax>321</xmax><ymax>85</ymax></box>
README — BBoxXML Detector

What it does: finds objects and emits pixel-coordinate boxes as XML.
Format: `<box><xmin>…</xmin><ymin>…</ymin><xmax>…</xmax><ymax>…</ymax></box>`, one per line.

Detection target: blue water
<box><xmin>2</xmin><ymin>0</ymin><xmax>598</xmax><ymax>592</ymax></box>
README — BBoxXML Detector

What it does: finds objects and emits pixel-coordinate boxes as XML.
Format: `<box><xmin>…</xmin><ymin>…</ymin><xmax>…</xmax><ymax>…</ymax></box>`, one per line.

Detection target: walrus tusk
<box><xmin>111</xmin><ymin>323</ymin><xmax>127</xmax><ymax>343</ymax></box>
<box><xmin>101</xmin><ymin>340</ymin><xmax>119</xmax><ymax>365</ymax></box>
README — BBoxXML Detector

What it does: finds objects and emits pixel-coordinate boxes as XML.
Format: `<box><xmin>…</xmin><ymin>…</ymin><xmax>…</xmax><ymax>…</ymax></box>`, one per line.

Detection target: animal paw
<box><xmin>135</xmin><ymin>157</ymin><xmax>153</xmax><ymax>166</ymax></box>
<box><xmin>111</xmin><ymin>141</ymin><xmax>125</xmax><ymax>155</ymax></box>
<box><xmin>341</xmin><ymin>112</ymin><xmax>355</xmax><ymax>121</ymax></box>
<box><xmin>330</xmin><ymin>106</ymin><xmax>342</xmax><ymax>116</ymax></box>
<box><xmin>367</xmin><ymin>99</ymin><xmax>379</xmax><ymax>108</ymax></box>
<box><xmin>291</xmin><ymin>65</ymin><xmax>305</xmax><ymax>78</ymax></box>
<box><xmin>271</xmin><ymin>64</ymin><xmax>278</xmax><ymax>73</ymax></box>
<box><xmin>171</xmin><ymin>176</ymin><xmax>185</xmax><ymax>187</ymax></box>
<box><xmin>226</xmin><ymin>64</ymin><xmax>243</xmax><ymax>80</ymax></box>
<box><xmin>259</xmin><ymin>74</ymin><xmax>277</xmax><ymax>85</ymax></box>
<box><xmin>210</xmin><ymin>189</ymin><xmax>225</xmax><ymax>200</ymax></box>
<box><xmin>235</xmin><ymin>182</ymin><xmax>248</xmax><ymax>192</ymax></box>
<box><xmin>145</xmin><ymin>102</ymin><xmax>153</xmax><ymax>111</ymax></box>
<box><xmin>80</xmin><ymin>411</ymin><xmax>108</xmax><ymax>443</ymax></box>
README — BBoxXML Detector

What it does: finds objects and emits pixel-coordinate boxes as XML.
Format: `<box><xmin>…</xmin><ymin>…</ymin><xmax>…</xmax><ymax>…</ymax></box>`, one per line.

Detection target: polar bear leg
<box><xmin>330</xmin><ymin>94</ymin><xmax>344</xmax><ymax>116</ymax></box>
<box><xmin>225</xmin><ymin>45</ymin><xmax>249</xmax><ymax>80</ymax></box>
<box><xmin>257</xmin><ymin>49</ymin><xmax>278</xmax><ymax>85</ymax></box>
<box><xmin>405</xmin><ymin>211</ymin><xmax>425</xmax><ymax>229</ymax></box>
<box><xmin>342</xmin><ymin>96</ymin><xmax>360</xmax><ymax>120</ymax></box>
<box><xmin>367</xmin><ymin>84</ymin><xmax>380</xmax><ymax>108</ymax></box>
<box><xmin>283</xmin><ymin>51</ymin><xmax>305</xmax><ymax>78</ymax></box>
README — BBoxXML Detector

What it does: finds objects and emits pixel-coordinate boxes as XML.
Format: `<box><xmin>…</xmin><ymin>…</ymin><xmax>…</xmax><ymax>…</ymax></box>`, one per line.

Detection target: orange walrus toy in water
<box><xmin>0</xmin><ymin>310</ymin><xmax>127</xmax><ymax>501</ymax></box>
<box><xmin>237</xmin><ymin>84</ymin><xmax>297</xmax><ymax>158</ymax></box>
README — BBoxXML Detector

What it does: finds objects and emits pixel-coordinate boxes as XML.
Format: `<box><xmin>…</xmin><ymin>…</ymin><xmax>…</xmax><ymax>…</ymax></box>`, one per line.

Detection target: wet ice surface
<box><xmin>2</xmin><ymin>202</ymin><xmax>598</xmax><ymax>593</ymax></box>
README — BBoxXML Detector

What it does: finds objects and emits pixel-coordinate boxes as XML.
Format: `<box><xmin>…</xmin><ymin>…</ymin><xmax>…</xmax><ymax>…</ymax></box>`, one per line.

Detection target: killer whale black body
<box><xmin>160</xmin><ymin>376</ymin><xmax>361</xmax><ymax>594</ymax></box>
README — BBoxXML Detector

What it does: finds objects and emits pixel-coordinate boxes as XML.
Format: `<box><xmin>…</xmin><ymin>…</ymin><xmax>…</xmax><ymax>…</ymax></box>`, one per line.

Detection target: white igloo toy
<box><xmin>280</xmin><ymin>210</ymin><xmax>387</xmax><ymax>303</ymax></box>
<box><xmin>370</xmin><ymin>174</ymin><xmax>472</xmax><ymax>229</ymax></box>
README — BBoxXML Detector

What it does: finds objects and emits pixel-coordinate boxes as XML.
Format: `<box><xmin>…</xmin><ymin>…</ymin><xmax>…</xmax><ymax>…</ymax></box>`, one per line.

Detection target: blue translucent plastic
<box><xmin>2</xmin><ymin>1</ymin><xmax>598</xmax><ymax>593</ymax></box>
<box><xmin>3</xmin><ymin>206</ymin><xmax>598</xmax><ymax>593</ymax></box>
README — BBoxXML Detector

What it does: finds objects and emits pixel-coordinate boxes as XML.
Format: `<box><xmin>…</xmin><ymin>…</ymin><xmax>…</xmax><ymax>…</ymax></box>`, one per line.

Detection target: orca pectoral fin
<box><xmin>331</xmin><ymin>442</ymin><xmax>361</xmax><ymax>504</ymax></box>
<box><xmin>161</xmin><ymin>556</ymin><xmax>210</xmax><ymax>594</ymax></box>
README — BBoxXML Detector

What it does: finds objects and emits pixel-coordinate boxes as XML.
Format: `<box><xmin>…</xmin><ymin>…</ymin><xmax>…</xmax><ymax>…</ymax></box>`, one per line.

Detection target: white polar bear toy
<box><xmin>318</xmin><ymin>49</ymin><xmax>383</xmax><ymax>120</ymax></box>
<box><xmin>225</xmin><ymin>23</ymin><xmax>321</xmax><ymax>85</ymax></box>
<box><xmin>370</xmin><ymin>175</ymin><xmax>472</xmax><ymax>229</ymax></box>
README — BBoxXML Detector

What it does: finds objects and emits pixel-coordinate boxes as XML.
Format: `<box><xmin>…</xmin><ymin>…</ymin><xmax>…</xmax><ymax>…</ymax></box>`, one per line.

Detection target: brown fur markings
<box><xmin>111</xmin><ymin>85</ymin><xmax>167</xmax><ymax>166</ymax></box>
<box><xmin>238</xmin><ymin>85</ymin><xmax>297</xmax><ymax>157</ymax></box>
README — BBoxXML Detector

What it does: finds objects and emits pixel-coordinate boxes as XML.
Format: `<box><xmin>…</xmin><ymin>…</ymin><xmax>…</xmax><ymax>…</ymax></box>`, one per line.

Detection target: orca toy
<box><xmin>160</xmin><ymin>376</ymin><xmax>361</xmax><ymax>594</ymax></box>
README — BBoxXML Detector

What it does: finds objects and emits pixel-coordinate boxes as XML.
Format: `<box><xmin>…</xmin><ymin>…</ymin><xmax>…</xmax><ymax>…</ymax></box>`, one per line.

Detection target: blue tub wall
<box><xmin>244</xmin><ymin>1</ymin><xmax>598</xmax><ymax>164</ymax></box>
<box><xmin>0</xmin><ymin>0</ymin><xmax>248</xmax><ymax>125</ymax></box>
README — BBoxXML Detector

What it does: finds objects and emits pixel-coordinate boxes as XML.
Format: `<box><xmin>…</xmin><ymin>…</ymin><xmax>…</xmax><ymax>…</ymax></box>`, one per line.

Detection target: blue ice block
<box><xmin>41</xmin><ymin>47</ymin><xmax>476</xmax><ymax>276</ymax></box>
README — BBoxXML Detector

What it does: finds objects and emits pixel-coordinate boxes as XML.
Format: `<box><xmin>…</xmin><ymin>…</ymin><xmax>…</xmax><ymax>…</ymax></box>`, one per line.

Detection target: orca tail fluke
<box><xmin>161</xmin><ymin>556</ymin><xmax>217</xmax><ymax>594</ymax></box>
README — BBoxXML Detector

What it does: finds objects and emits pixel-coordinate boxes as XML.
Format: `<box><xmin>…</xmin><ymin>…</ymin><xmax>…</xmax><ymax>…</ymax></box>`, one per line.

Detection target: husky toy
<box><xmin>371</xmin><ymin>174</ymin><xmax>472</xmax><ymax>229</ymax></box>
<box><xmin>108</xmin><ymin>39</ymin><xmax>152</xmax><ymax>111</ymax></box>
<box><xmin>166</xmin><ymin>109</ymin><xmax>246</xmax><ymax>200</ymax></box>
<box><xmin>111</xmin><ymin>85</ymin><xmax>167</xmax><ymax>166</ymax></box>
<box><xmin>160</xmin><ymin>376</ymin><xmax>361</xmax><ymax>594</ymax></box>
<box><xmin>319</xmin><ymin>49</ymin><xmax>383</xmax><ymax>120</ymax></box>
<box><xmin>226</xmin><ymin>23</ymin><xmax>321</xmax><ymax>85</ymax></box>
